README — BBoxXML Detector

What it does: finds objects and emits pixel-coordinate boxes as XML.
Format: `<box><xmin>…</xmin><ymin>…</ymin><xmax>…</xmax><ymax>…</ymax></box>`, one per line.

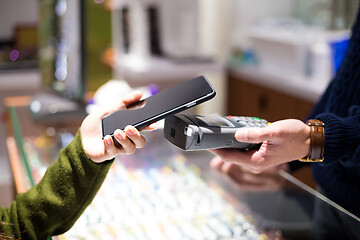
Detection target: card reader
<box><xmin>164</xmin><ymin>114</ymin><xmax>269</xmax><ymax>151</ymax></box>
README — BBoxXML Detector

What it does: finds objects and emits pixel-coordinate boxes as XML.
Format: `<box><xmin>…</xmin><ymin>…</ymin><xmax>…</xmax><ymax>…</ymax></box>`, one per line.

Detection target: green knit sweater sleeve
<box><xmin>0</xmin><ymin>130</ymin><xmax>113</xmax><ymax>240</ymax></box>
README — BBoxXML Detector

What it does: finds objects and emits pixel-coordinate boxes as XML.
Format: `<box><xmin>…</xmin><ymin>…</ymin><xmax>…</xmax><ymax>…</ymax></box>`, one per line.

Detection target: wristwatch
<box><xmin>299</xmin><ymin>119</ymin><xmax>325</xmax><ymax>162</ymax></box>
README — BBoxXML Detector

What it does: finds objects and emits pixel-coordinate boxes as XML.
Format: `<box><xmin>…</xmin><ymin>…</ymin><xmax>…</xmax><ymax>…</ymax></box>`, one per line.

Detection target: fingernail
<box><xmin>105</xmin><ymin>136</ymin><xmax>112</xmax><ymax>145</ymax></box>
<box><xmin>115</xmin><ymin>130</ymin><xmax>125</xmax><ymax>140</ymax></box>
<box><xmin>126</xmin><ymin>126</ymin><xmax>135</xmax><ymax>136</ymax></box>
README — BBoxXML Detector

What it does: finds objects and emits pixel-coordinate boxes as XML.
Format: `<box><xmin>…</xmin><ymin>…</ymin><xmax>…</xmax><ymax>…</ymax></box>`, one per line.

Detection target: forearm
<box><xmin>6</xmin><ymin>131</ymin><xmax>113</xmax><ymax>240</ymax></box>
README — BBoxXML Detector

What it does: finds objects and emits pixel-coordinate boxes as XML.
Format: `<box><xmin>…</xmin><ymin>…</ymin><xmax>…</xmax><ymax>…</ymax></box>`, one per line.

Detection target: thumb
<box><xmin>235</xmin><ymin>127</ymin><xmax>273</xmax><ymax>143</ymax></box>
<box><xmin>122</xmin><ymin>90</ymin><xmax>143</xmax><ymax>106</ymax></box>
<box><xmin>99</xmin><ymin>90</ymin><xmax>144</xmax><ymax>118</ymax></box>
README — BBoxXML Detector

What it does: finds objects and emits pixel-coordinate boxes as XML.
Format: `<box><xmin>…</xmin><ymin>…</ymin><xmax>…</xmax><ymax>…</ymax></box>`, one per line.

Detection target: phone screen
<box><xmin>102</xmin><ymin>76</ymin><xmax>215</xmax><ymax>137</ymax></box>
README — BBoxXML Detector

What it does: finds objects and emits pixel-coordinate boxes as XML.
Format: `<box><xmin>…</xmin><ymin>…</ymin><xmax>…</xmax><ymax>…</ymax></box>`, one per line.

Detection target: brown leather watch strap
<box><xmin>299</xmin><ymin>119</ymin><xmax>325</xmax><ymax>162</ymax></box>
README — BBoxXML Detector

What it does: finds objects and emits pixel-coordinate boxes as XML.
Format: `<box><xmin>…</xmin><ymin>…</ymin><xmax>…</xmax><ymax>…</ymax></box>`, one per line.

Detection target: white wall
<box><xmin>0</xmin><ymin>0</ymin><xmax>39</xmax><ymax>40</ymax></box>
<box><xmin>199</xmin><ymin>0</ymin><xmax>235</xmax><ymax>63</ymax></box>
<box><xmin>231</xmin><ymin>0</ymin><xmax>296</xmax><ymax>48</ymax></box>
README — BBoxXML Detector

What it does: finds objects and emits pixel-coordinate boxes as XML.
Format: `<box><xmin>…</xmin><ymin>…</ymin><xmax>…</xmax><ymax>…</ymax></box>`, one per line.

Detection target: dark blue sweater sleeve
<box><xmin>316</xmin><ymin>105</ymin><xmax>360</xmax><ymax>167</ymax></box>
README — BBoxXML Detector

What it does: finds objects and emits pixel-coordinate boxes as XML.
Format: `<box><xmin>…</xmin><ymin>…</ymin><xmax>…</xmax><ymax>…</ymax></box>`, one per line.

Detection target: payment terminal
<box><xmin>164</xmin><ymin>114</ymin><xmax>269</xmax><ymax>151</ymax></box>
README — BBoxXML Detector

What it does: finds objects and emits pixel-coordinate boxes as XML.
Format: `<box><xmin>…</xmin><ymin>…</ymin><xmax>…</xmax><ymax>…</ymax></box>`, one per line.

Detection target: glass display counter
<box><xmin>5</xmin><ymin>98</ymin><xmax>360</xmax><ymax>240</ymax></box>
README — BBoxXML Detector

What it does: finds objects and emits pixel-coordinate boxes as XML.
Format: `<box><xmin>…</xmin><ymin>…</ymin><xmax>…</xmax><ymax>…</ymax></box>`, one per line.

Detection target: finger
<box><xmin>220</xmin><ymin>162</ymin><xmax>261</xmax><ymax>182</ymax></box>
<box><xmin>124</xmin><ymin>126</ymin><xmax>146</xmax><ymax>149</ymax></box>
<box><xmin>99</xmin><ymin>91</ymin><xmax>144</xmax><ymax>118</ymax></box>
<box><xmin>209</xmin><ymin>149</ymin><xmax>225</xmax><ymax>156</ymax></box>
<box><xmin>210</xmin><ymin>148</ymin><xmax>266</xmax><ymax>173</ymax></box>
<box><xmin>103</xmin><ymin>135</ymin><xmax>120</xmax><ymax>156</ymax></box>
<box><xmin>209</xmin><ymin>149</ymin><xmax>251</xmax><ymax>163</ymax></box>
<box><xmin>235</xmin><ymin>127</ymin><xmax>273</xmax><ymax>143</ymax></box>
<box><xmin>140</xmin><ymin>122</ymin><xmax>159</xmax><ymax>131</ymax></box>
<box><xmin>220</xmin><ymin>161</ymin><xmax>235</xmax><ymax>174</ymax></box>
<box><xmin>210</xmin><ymin>155</ymin><xmax>225</xmax><ymax>170</ymax></box>
<box><xmin>122</xmin><ymin>90</ymin><xmax>143</xmax><ymax>107</ymax></box>
<box><xmin>113</xmin><ymin>129</ymin><xmax>136</xmax><ymax>154</ymax></box>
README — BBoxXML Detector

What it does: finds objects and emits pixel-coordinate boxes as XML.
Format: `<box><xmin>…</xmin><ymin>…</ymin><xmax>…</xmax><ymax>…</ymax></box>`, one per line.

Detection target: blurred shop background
<box><xmin>0</xmin><ymin>0</ymin><xmax>358</xmax><ymax>206</ymax></box>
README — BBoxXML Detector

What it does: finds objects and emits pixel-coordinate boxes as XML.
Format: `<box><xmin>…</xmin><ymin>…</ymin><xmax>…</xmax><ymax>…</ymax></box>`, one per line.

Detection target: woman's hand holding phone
<box><xmin>81</xmin><ymin>91</ymin><xmax>158</xmax><ymax>163</ymax></box>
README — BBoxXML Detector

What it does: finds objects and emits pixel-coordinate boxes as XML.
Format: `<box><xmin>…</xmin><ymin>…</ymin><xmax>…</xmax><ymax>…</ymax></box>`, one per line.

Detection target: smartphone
<box><xmin>102</xmin><ymin>76</ymin><xmax>216</xmax><ymax>138</ymax></box>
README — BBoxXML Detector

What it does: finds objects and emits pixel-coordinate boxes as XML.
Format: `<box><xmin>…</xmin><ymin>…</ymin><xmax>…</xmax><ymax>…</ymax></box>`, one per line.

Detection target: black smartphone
<box><xmin>101</xmin><ymin>76</ymin><xmax>216</xmax><ymax>138</ymax></box>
